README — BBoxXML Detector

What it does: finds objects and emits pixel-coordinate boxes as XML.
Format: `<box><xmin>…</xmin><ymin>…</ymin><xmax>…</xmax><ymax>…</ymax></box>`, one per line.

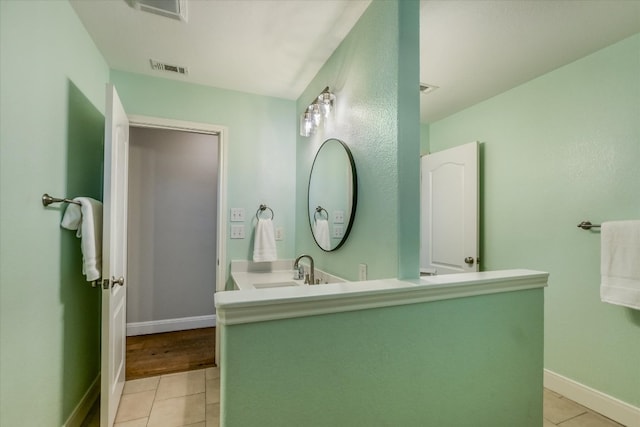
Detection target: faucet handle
<box><xmin>304</xmin><ymin>273</ymin><xmax>310</xmax><ymax>284</ymax></box>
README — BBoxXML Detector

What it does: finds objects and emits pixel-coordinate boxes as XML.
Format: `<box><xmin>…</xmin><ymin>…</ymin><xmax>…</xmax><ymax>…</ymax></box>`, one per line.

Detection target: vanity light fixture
<box><xmin>299</xmin><ymin>86</ymin><xmax>336</xmax><ymax>137</ymax></box>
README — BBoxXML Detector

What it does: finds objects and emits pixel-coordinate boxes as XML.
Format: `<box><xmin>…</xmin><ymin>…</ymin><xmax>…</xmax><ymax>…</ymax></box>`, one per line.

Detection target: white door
<box><xmin>420</xmin><ymin>141</ymin><xmax>478</xmax><ymax>275</ymax></box>
<box><xmin>101</xmin><ymin>84</ymin><xmax>129</xmax><ymax>427</ymax></box>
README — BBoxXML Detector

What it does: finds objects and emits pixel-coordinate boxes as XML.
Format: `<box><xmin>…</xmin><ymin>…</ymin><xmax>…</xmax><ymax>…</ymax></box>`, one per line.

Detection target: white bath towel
<box><xmin>253</xmin><ymin>218</ymin><xmax>277</xmax><ymax>262</ymax></box>
<box><xmin>600</xmin><ymin>220</ymin><xmax>640</xmax><ymax>310</ymax></box>
<box><xmin>61</xmin><ymin>197</ymin><xmax>103</xmax><ymax>282</ymax></box>
<box><xmin>314</xmin><ymin>218</ymin><xmax>331</xmax><ymax>251</ymax></box>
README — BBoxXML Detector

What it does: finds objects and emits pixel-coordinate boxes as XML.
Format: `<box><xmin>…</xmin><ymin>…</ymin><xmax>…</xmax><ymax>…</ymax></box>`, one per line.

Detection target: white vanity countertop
<box><xmin>230</xmin><ymin>259</ymin><xmax>346</xmax><ymax>291</ymax></box>
<box><xmin>216</xmin><ymin>269</ymin><xmax>549</xmax><ymax>325</ymax></box>
<box><xmin>231</xmin><ymin>270</ymin><xmax>305</xmax><ymax>290</ymax></box>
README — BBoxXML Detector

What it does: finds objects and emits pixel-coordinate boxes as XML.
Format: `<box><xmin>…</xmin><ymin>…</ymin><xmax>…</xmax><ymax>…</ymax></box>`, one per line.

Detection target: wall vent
<box><xmin>130</xmin><ymin>0</ymin><xmax>188</xmax><ymax>22</ymax></box>
<box><xmin>150</xmin><ymin>59</ymin><xmax>189</xmax><ymax>75</ymax></box>
<box><xmin>420</xmin><ymin>83</ymin><xmax>439</xmax><ymax>94</ymax></box>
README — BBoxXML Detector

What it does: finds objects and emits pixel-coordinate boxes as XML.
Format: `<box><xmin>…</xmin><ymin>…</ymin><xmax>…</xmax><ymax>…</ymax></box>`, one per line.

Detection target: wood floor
<box><xmin>126</xmin><ymin>327</ymin><xmax>216</xmax><ymax>380</ymax></box>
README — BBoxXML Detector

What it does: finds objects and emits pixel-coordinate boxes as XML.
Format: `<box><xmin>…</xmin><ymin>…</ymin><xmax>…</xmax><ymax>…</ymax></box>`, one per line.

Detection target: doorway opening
<box><xmin>124</xmin><ymin>117</ymin><xmax>226</xmax><ymax>379</ymax></box>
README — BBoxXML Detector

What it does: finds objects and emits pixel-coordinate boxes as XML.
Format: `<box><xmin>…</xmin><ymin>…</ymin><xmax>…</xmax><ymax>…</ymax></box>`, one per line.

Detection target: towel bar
<box><xmin>42</xmin><ymin>193</ymin><xmax>81</xmax><ymax>206</ymax></box>
<box><xmin>577</xmin><ymin>220</ymin><xmax>601</xmax><ymax>230</ymax></box>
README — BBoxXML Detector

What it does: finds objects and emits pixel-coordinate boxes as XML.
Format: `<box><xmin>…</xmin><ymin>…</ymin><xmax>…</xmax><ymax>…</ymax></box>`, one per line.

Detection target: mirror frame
<box><xmin>307</xmin><ymin>138</ymin><xmax>357</xmax><ymax>252</ymax></box>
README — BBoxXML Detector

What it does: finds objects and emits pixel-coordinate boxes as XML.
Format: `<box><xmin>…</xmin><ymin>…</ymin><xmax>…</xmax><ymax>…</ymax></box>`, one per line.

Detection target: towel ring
<box><xmin>256</xmin><ymin>204</ymin><xmax>274</xmax><ymax>220</ymax></box>
<box><xmin>314</xmin><ymin>206</ymin><xmax>328</xmax><ymax>222</ymax></box>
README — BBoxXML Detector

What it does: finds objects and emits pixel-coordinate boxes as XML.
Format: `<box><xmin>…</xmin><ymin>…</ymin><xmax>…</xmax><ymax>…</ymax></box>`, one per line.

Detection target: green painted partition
<box><xmin>294</xmin><ymin>0</ymin><xmax>421</xmax><ymax>281</ymax></box>
<box><xmin>220</xmin><ymin>288</ymin><xmax>544</xmax><ymax>426</ymax></box>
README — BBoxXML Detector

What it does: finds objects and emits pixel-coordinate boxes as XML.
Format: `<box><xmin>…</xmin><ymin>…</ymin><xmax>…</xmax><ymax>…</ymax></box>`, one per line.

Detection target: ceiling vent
<box><xmin>150</xmin><ymin>59</ymin><xmax>189</xmax><ymax>75</ymax></box>
<box><xmin>420</xmin><ymin>83</ymin><xmax>439</xmax><ymax>94</ymax></box>
<box><xmin>130</xmin><ymin>0</ymin><xmax>187</xmax><ymax>22</ymax></box>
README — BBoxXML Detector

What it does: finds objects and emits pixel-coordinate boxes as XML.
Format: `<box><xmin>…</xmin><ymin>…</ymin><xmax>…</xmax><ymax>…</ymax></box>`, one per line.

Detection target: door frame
<box><xmin>127</xmin><ymin>115</ymin><xmax>228</xmax><ymax>364</ymax></box>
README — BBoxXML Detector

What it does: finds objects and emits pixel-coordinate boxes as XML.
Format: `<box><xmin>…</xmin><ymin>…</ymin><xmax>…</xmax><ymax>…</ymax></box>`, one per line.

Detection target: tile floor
<box><xmin>83</xmin><ymin>367</ymin><xmax>220</xmax><ymax>427</ymax></box>
<box><xmin>84</xmin><ymin>371</ymin><xmax>626</xmax><ymax>427</ymax></box>
<box><xmin>543</xmin><ymin>388</ymin><xmax>624</xmax><ymax>427</ymax></box>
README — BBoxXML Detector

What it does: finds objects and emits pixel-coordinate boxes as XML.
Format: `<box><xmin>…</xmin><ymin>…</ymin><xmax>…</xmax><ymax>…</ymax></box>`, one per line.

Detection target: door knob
<box><xmin>464</xmin><ymin>257</ymin><xmax>475</xmax><ymax>266</ymax></box>
<box><xmin>112</xmin><ymin>276</ymin><xmax>125</xmax><ymax>287</ymax></box>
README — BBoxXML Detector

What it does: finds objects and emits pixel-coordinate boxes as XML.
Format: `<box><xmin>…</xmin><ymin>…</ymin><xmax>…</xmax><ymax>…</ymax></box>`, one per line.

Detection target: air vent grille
<box><xmin>420</xmin><ymin>83</ymin><xmax>439</xmax><ymax>94</ymax></box>
<box><xmin>131</xmin><ymin>0</ymin><xmax>187</xmax><ymax>22</ymax></box>
<box><xmin>150</xmin><ymin>59</ymin><xmax>188</xmax><ymax>75</ymax></box>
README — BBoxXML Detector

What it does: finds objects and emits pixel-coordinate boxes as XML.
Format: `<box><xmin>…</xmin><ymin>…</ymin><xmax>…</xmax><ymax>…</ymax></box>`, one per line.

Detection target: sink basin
<box><xmin>252</xmin><ymin>281</ymin><xmax>300</xmax><ymax>289</ymax></box>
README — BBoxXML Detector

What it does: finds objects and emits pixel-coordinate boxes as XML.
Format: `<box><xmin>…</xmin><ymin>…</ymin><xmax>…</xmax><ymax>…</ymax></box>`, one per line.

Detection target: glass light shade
<box><xmin>318</xmin><ymin>90</ymin><xmax>336</xmax><ymax>118</ymax></box>
<box><xmin>300</xmin><ymin>111</ymin><xmax>315</xmax><ymax>137</ymax></box>
<box><xmin>311</xmin><ymin>103</ymin><xmax>322</xmax><ymax>126</ymax></box>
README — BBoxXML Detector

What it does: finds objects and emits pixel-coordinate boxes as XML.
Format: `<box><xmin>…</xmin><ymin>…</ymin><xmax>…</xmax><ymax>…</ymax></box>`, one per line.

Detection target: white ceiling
<box><xmin>71</xmin><ymin>0</ymin><xmax>640</xmax><ymax>124</ymax></box>
<box><xmin>70</xmin><ymin>0</ymin><xmax>371</xmax><ymax>100</ymax></box>
<box><xmin>420</xmin><ymin>1</ymin><xmax>640</xmax><ymax>122</ymax></box>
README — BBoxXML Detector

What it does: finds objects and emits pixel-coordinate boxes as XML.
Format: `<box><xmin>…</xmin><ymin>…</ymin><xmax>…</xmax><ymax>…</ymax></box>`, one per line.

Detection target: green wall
<box><xmin>0</xmin><ymin>1</ymin><xmax>109</xmax><ymax>425</ymax></box>
<box><xmin>294</xmin><ymin>0</ymin><xmax>420</xmax><ymax>281</ymax></box>
<box><xmin>221</xmin><ymin>289</ymin><xmax>544</xmax><ymax>426</ymax></box>
<box><xmin>429</xmin><ymin>34</ymin><xmax>640</xmax><ymax>407</ymax></box>
<box><xmin>109</xmin><ymin>71</ymin><xmax>297</xmax><ymax>285</ymax></box>
<box><xmin>420</xmin><ymin>122</ymin><xmax>430</xmax><ymax>155</ymax></box>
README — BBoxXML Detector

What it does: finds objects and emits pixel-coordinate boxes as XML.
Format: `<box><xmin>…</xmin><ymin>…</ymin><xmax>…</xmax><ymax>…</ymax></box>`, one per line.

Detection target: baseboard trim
<box><xmin>63</xmin><ymin>374</ymin><xmax>100</xmax><ymax>427</ymax></box>
<box><xmin>127</xmin><ymin>314</ymin><xmax>216</xmax><ymax>336</ymax></box>
<box><xmin>544</xmin><ymin>369</ymin><xmax>640</xmax><ymax>427</ymax></box>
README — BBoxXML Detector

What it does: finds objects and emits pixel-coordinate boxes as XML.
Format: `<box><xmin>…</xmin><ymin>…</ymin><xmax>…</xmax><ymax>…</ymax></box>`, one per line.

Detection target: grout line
<box><xmin>144</xmin><ymin>377</ymin><xmax>158</xmax><ymax>427</ymax></box>
<box><xmin>556</xmin><ymin>411</ymin><xmax>588</xmax><ymax>426</ymax></box>
<box><xmin>147</xmin><ymin>375</ymin><xmax>159</xmax><ymax>424</ymax></box>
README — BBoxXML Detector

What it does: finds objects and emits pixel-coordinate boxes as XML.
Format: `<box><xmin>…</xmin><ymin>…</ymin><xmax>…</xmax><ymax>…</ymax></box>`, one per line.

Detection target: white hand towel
<box><xmin>253</xmin><ymin>218</ymin><xmax>277</xmax><ymax>262</ymax></box>
<box><xmin>61</xmin><ymin>197</ymin><xmax>103</xmax><ymax>282</ymax></box>
<box><xmin>600</xmin><ymin>220</ymin><xmax>640</xmax><ymax>310</ymax></box>
<box><xmin>314</xmin><ymin>218</ymin><xmax>331</xmax><ymax>251</ymax></box>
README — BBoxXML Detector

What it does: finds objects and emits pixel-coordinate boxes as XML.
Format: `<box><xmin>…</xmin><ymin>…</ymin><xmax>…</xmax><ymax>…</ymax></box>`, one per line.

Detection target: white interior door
<box><xmin>420</xmin><ymin>141</ymin><xmax>478</xmax><ymax>275</ymax></box>
<box><xmin>101</xmin><ymin>84</ymin><xmax>129</xmax><ymax>427</ymax></box>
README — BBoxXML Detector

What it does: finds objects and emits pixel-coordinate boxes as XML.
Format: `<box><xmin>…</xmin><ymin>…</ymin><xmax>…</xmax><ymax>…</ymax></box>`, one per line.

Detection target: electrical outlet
<box><xmin>333</xmin><ymin>225</ymin><xmax>344</xmax><ymax>239</ymax></box>
<box><xmin>230</xmin><ymin>224</ymin><xmax>245</xmax><ymax>239</ymax></box>
<box><xmin>333</xmin><ymin>210</ymin><xmax>345</xmax><ymax>224</ymax></box>
<box><xmin>230</xmin><ymin>208</ymin><xmax>245</xmax><ymax>222</ymax></box>
<box><xmin>275</xmin><ymin>227</ymin><xmax>284</xmax><ymax>241</ymax></box>
<box><xmin>358</xmin><ymin>263</ymin><xmax>367</xmax><ymax>281</ymax></box>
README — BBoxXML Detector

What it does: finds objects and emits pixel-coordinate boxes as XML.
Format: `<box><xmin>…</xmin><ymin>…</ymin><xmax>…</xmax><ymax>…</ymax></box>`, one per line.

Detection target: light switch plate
<box><xmin>333</xmin><ymin>225</ymin><xmax>344</xmax><ymax>239</ymax></box>
<box><xmin>275</xmin><ymin>227</ymin><xmax>284</xmax><ymax>241</ymax></box>
<box><xmin>230</xmin><ymin>224</ymin><xmax>245</xmax><ymax>239</ymax></box>
<box><xmin>230</xmin><ymin>208</ymin><xmax>245</xmax><ymax>222</ymax></box>
<box><xmin>333</xmin><ymin>210</ymin><xmax>345</xmax><ymax>224</ymax></box>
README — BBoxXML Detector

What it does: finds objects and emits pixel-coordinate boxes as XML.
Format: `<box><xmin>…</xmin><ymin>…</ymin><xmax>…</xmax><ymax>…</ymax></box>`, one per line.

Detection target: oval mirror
<box><xmin>308</xmin><ymin>138</ymin><xmax>357</xmax><ymax>251</ymax></box>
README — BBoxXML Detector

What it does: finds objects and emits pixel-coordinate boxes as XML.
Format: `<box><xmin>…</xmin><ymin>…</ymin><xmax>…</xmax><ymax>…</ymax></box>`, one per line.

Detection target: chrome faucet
<box><xmin>293</xmin><ymin>254</ymin><xmax>315</xmax><ymax>285</ymax></box>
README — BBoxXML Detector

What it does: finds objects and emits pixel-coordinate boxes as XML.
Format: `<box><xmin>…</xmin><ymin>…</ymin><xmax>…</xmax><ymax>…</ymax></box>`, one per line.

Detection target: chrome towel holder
<box><xmin>314</xmin><ymin>206</ymin><xmax>328</xmax><ymax>221</ymax></box>
<box><xmin>256</xmin><ymin>204</ymin><xmax>274</xmax><ymax>220</ymax></box>
<box><xmin>577</xmin><ymin>220</ymin><xmax>601</xmax><ymax>230</ymax></box>
<box><xmin>42</xmin><ymin>193</ymin><xmax>101</xmax><ymax>287</ymax></box>
<box><xmin>42</xmin><ymin>193</ymin><xmax>81</xmax><ymax>206</ymax></box>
